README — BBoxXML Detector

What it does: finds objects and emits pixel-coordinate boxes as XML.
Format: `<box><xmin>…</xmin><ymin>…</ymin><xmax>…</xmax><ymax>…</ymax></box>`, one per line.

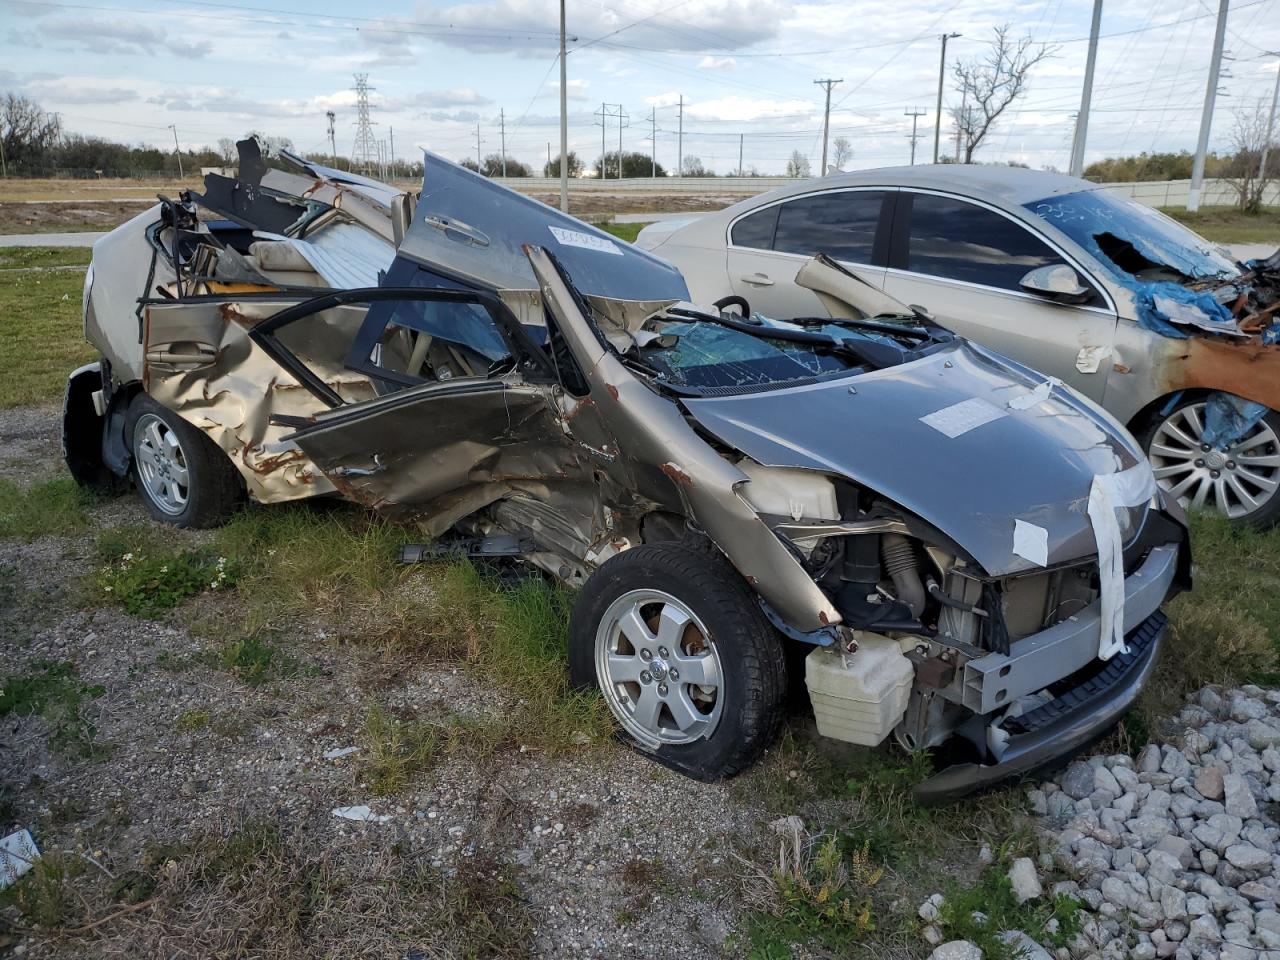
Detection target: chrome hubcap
<box><xmin>133</xmin><ymin>414</ymin><xmax>190</xmax><ymax>516</ymax></box>
<box><xmin>1149</xmin><ymin>402</ymin><xmax>1280</xmax><ymax>519</ymax></box>
<box><xmin>594</xmin><ymin>589</ymin><xmax>723</xmax><ymax>748</ymax></box>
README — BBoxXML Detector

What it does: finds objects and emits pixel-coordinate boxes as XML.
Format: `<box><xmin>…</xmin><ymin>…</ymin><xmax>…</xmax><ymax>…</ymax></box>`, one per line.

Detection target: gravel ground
<box><xmin>0</xmin><ymin>404</ymin><xmax>764</xmax><ymax>959</ymax></box>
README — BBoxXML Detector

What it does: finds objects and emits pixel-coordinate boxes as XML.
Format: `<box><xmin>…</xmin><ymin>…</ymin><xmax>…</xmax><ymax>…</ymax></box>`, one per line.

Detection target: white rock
<box><xmin>919</xmin><ymin>893</ymin><xmax>945</xmax><ymax>922</ymax></box>
<box><xmin>929</xmin><ymin>941</ymin><xmax>983</xmax><ymax>960</ymax></box>
<box><xmin>1008</xmin><ymin>857</ymin><xmax>1043</xmax><ymax>904</ymax></box>
<box><xmin>1223</xmin><ymin>774</ymin><xmax>1259</xmax><ymax>819</ymax></box>
<box><xmin>999</xmin><ymin>931</ymin><xmax>1052</xmax><ymax>960</ymax></box>
<box><xmin>1224</xmin><ymin>843</ymin><xmax>1271</xmax><ymax>871</ymax></box>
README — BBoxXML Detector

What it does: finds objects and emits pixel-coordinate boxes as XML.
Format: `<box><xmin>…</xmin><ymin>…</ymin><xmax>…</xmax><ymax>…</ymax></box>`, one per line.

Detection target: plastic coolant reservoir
<box><xmin>804</xmin><ymin>635</ymin><xmax>914</xmax><ymax>747</ymax></box>
<box><xmin>736</xmin><ymin>461</ymin><xmax>838</xmax><ymax>521</ymax></box>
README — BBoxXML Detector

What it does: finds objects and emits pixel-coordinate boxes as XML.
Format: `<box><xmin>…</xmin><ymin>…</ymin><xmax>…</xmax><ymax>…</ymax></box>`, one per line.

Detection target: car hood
<box><xmin>681</xmin><ymin>340</ymin><xmax>1147</xmax><ymax>576</ymax></box>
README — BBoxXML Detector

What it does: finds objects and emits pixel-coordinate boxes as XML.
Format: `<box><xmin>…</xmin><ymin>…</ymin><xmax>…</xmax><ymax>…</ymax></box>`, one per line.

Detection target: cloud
<box><xmin>686</xmin><ymin>96</ymin><xmax>814</xmax><ymax>122</ymax></box>
<box><xmin>697</xmin><ymin>56</ymin><xmax>737</xmax><ymax>70</ymax></box>
<box><xmin>40</xmin><ymin>16</ymin><xmax>212</xmax><ymax>57</ymax></box>
<box><xmin>148</xmin><ymin>88</ymin><xmax>358</xmax><ymax>119</ymax></box>
<box><xmin>399</xmin><ymin>88</ymin><xmax>493</xmax><ymax>110</ymax></box>
<box><xmin>547</xmin><ymin>78</ymin><xmax>590</xmax><ymax>102</ymax></box>
<box><xmin>25</xmin><ymin>77</ymin><xmax>140</xmax><ymax>105</ymax></box>
<box><xmin>425</xmin><ymin>110</ymin><xmax>482</xmax><ymax>123</ymax></box>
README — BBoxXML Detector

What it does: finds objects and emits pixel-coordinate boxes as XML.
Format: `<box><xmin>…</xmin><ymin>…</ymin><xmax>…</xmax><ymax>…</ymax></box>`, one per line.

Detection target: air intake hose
<box><xmin>881</xmin><ymin>533</ymin><xmax>925</xmax><ymax>618</ymax></box>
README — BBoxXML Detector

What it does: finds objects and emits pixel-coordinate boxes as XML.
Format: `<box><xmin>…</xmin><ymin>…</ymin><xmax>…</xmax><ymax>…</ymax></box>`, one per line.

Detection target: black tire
<box><xmin>1136</xmin><ymin>397</ymin><xmax>1280</xmax><ymax>530</ymax></box>
<box><xmin>125</xmin><ymin>394</ymin><xmax>244</xmax><ymax>528</ymax></box>
<box><xmin>569</xmin><ymin>543</ymin><xmax>787</xmax><ymax>780</ymax></box>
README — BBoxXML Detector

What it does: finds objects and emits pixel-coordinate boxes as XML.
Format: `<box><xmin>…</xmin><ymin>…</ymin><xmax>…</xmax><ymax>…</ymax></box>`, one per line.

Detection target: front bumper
<box><xmin>915</xmin><ymin>608</ymin><xmax>1167</xmax><ymax>805</ymax></box>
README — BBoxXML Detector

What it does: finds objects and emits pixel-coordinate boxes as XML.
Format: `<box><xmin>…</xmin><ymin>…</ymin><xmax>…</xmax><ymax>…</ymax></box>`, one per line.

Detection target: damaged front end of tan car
<box><xmin>65</xmin><ymin>148</ymin><xmax>1190</xmax><ymax>800</ymax></box>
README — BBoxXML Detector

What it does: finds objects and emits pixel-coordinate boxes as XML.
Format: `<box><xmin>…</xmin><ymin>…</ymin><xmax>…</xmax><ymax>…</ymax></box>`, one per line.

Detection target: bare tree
<box><xmin>951</xmin><ymin>26</ymin><xmax>1057</xmax><ymax>163</ymax></box>
<box><xmin>216</xmin><ymin>137</ymin><xmax>237</xmax><ymax>165</ymax></box>
<box><xmin>1222</xmin><ymin>99</ymin><xmax>1279</xmax><ymax>213</ymax></box>
<box><xmin>831</xmin><ymin>137</ymin><xmax>853</xmax><ymax>171</ymax></box>
<box><xmin>785</xmin><ymin>150</ymin><xmax>811</xmax><ymax>178</ymax></box>
<box><xmin>1</xmin><ymin>93</ymin><xmax>62</xmax><ymax>173</ymax></box>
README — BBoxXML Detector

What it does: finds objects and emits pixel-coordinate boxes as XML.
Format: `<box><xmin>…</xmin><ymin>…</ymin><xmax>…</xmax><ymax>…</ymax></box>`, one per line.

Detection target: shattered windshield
<box><xmin>1024</xmin><ymin>190</ymin><xmax>1239</xmax><ymax>283</ymax></box>
<box><xmin>636</xmin><ymin>317</ymin><xmax>858</xmax><ymax>391</ymax></box>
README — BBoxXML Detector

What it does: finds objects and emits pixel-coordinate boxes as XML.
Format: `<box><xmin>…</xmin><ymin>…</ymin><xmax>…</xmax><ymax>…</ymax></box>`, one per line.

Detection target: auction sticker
<box><xmin>548</xmin><ymin>226</ymin><xmax>622</xmax><ymax>255</ymax></box>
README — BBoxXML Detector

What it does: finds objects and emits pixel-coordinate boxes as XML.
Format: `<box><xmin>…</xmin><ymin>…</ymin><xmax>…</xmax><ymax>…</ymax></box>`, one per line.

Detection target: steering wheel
<box><xmin>712</xmin><ymin>294</ymin><xmax>751</xmax><ymax>318</ymax></box>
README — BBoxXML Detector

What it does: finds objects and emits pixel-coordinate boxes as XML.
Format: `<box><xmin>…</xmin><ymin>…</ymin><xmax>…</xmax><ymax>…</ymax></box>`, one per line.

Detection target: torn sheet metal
<box><xmin>1012</xmin><ymin>519</ymin><xmax>1049</xmax><ymax>567</ymax></box>
<box><xmin>1088</xmin><ymin>460</ymin><xmax>1158</xmax><ymax>660</ymax></box>
<box><xmin>1007</xmin><ymin>377</ymin><xmax>1061</xmax><ymax>411</ymax></box>
<box><xmin>1201</xmin><ymin>391</ymin><xmax>1269</xmax><ymax>450</ymax></box>
<box><xmin>920</xmin><ymin>397</ymin><xmax>1007</xmax><ymax>438</ymax></box>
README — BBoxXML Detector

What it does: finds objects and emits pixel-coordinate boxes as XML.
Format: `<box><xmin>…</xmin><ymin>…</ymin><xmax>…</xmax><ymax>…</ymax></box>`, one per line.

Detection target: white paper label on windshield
<box><xmin>919</xmin><ymin>397</ymin><xmax>1007</xmax><ymax>438</ymax></box>
<box><xmin>548</xmin><ymin>226</ymin><xmax>622</xmax><ymax>255</ymax></box>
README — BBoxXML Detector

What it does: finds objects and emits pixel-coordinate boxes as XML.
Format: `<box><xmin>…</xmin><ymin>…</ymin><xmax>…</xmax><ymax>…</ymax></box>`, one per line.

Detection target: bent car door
<box><xmin>881</xmin><ymin>190</ymin><xmax>1119</xmax><ymax>401</ymax></box>
<box><xmin>725</xmin><ymin>188</ymin><xmax>893</xmax><ymax>318</ymax></box>
<box><xmin>250</xmin><ymin>286</ymin><xmax>583</xmax><ymax>534</ymax></box>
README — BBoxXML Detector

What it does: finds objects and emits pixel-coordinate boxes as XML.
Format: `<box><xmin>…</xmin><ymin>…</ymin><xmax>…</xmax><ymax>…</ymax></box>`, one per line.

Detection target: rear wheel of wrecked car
<box><xmin>126</xmin><ymin>394</ymin><xmax>244</xmax><ymax>528</ymax></box>
<box><xmin>1141</xmin><ymin>398</ymin><xmax>1280</xmax><ymax>527</ymax></box>
<box><xmin>570</xmin><ymin>543</ymin><xmax>787</xmax><ymax>780</ymax></box>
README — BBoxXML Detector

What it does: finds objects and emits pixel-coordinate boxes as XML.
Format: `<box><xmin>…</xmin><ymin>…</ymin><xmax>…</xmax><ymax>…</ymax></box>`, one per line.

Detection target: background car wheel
<box><xmin>569</xmin><ymin>543</ymin><xmax>787</xmax><ymax>780</ymax></box>
<box><xmin>126</xmin><ymin>394</ymin><xmax>244</xmax><ymax>528</ymax></box>
<box><xmin>1139</xmin><ymin>398</ymin><xmax>1280</xmax><ymax>528</ymax></box>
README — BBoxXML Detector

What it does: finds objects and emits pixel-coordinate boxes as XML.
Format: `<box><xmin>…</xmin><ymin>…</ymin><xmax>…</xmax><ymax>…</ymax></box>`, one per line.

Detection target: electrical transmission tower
<box><xmin>351</xmin><ymin>73</ymin><xmax>379</xmax><ymax>175</ymax></box>
<box><xmin>594</xmin><ymin>103</ymin><xmax>627</xmax><ymax>179</ymax></box>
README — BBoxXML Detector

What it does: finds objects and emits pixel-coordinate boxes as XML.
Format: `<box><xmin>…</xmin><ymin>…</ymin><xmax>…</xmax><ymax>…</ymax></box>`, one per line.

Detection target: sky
<box><xmin>2</xmin><ymin>0</ymin><xmax>1279</xmax><ymax>176</ymax></box>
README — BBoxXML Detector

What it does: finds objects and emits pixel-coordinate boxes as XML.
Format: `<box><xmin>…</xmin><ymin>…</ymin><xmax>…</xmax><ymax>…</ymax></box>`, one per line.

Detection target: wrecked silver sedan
<box><xmin>64</xmin><ymin>143</ymin><xmax>1190</xmax><ymax>799</ymax></box>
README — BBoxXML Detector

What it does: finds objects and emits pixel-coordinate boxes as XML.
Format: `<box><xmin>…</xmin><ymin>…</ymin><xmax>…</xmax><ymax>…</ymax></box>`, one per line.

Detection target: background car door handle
<box><xmin>740</xmin><ymin>273</ymin><xmax>774</xmax><ymax>286</ymax></box>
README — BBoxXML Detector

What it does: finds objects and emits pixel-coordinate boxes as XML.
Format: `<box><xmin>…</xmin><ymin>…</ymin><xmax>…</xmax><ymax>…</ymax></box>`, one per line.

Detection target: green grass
<box><xmin>601</xmin><ymin>221</ymin><xmax>644</xmax><ymax>243</ymax></box>
<box><xmin>1160</xmin><ymin>205</ymin><xmax>1280</xmax><ymax>245</ymax></box>
<box><xmin>0</xmin><ymin>246</ymin><xmax>93</xmax><ymax>269</ymax></box>
<box><xmin>0</xmin><ymin>256</ymin><xmax>94</xmax><ymax>407</ymax></box>
<box><xmin>0</xmin><ymin>660</ymin><xmax>105</xmax><ymax>756</ymax></box>
<box><xmin>0</xmin><ymin>476</ymin><xmax>96</xmax><ymax>539</ymax></box>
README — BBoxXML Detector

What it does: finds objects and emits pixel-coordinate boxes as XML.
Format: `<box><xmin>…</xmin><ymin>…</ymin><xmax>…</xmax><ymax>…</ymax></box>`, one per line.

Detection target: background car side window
<box><xmin>905</xmin><ymin>193</ymin><xmax>1064</xmax><ymax>291</ymax></box>
<box><xmin>730</xmin><ymin>205</ymin><xmax>778</xmax><ymax>249</ymax></box>
<box><xmin>771</xmin><ymin>191</ymin><xmax>886</xmax><ymax>263</ymax></box>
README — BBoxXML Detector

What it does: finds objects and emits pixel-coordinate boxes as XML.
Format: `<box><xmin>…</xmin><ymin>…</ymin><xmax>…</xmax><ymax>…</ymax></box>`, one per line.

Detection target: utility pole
<box><xmin>547</xmin><ymin>141</ymin><xmax>552</xmax><ymax>176</ymax></box>
<box><xmin>1069</xmin><ymin>0</ymin><xmax>1104</xmax><ymax>178</ymax></box>
<box><xmin>905</xmin><ymin>107</ymin><xmax>926</xmax><ymax>164</ymax></box>
<box><xmin>617</xmin><ymin>107</ymin><xmax>628</xmax><ymax>178</ymax></box>
<box><xmin>0</xmin><ymin>135</ymin><xmax>6</xmax><ymax>178</ymax></box>
<box><xmin>475</xmin><ymin>123</ymin><xmax>483</xmax><ymax>171</ymax></box>
<box><xmin>955</xmin><ymin>89</ymin><xmax>966</xmax><ymax>162</ymax></box>
<box><xmin>814</xmin><ymin>79</ymin><xmax>842</xmax><ymax>176</ymax></box>
<box><xmin>933</xmin><ymin>33</ymin><xmax>961</xmax><ymax>163</ymax></box>
<box><xmin>499</xmin><ymin>108</ymin><xmax>507</xmax><ymax>177</ymax></box>
<box><xmin>1257</xmin><ymin>52</ymin><xmax>1280</xmax><ymax>197</ymax></box>
<box><xmin>388</xmin><ymin>125</ymin><xmax>396</xmax><ymax>178</ymax></box>
<box><xmin>677</xmin><ymin>94</ymin><xmax>684</xmax><ymax>176</ymax></box>
<box><xmin>596</xmin><ymin>102</ymin><xmax>608</xmax><ymax>179</ymax></box>
<box><xmin>168</xmin><ymin>124</ymin><xmax>184</xmax><ymax>179</ymax></box>
<box><xmin>558</xmin><ymin>0</ymin><xmax>569</xmax><ymax>210</ymax></box>
<box><xmin>326</xmin><ymin>110</ymin><xmax>337</xmax><ymax>166</ymax></box>
<box><xmin>650</xmin><ymin>106</ymin><xmax>657</xmax><ymax>177</ymax></box>
<box><xmin>738</xmin><ymin>133</ymin><xmax>744</xmax><ymax>176</ymax></box>
<box><xmin>1189</xmin><ymin>0</ymin><xmax>1231</xmax><ymax>212</ymax></box>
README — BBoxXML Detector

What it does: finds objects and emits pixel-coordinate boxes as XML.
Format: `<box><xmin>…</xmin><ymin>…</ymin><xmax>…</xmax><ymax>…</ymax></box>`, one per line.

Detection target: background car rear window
<box><xmin>771</xmin><ymin>191</ymin><xmax>885</xmax><ymax>262</ymax></box>
<box><xmin>906</xmin><ymin>193</ymin><xmax>1063</xmax><ymax>290</ymax></box>
<box><xmin>730</xmin><ymin>205</ymin><xmax>778</xmax><ymax>249</ymax></box>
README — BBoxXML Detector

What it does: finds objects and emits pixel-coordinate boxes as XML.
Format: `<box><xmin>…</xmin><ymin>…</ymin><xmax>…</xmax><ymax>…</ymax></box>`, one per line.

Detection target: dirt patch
<box><xmin>0</xmin><ymin>404</ymin><xmax>63</xmax><ymax>486</ymax></box>
<box><xmin>0</xmin><ymin>201</ymin><xmax>155</xmax><ymax>236</ymax></box>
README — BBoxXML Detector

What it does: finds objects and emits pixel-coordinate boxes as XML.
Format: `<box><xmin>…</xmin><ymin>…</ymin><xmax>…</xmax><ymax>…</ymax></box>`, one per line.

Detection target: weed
<box><xmin>209</xmin><ymin>634</ymin><xmax>303</xmax><ymax>686</ymax></box>
<box><xmin>0</xmin><ymin>660</ymin><xmax>105</xmax><ymax>756</ymax></box>
<box><xmin>738</xmin><ymin>823</ymin><xmax>882</xmax><ymax>956</ymax></box>
<box><xmin>0</xmin><ymin>477</ymin><xmax>94</xmax><ymax>540</ymax></box>
<box><xmin>0</xmin><ymin>851</ymin><xmax>84</xmax><ymax>929</ymax></box>
<box><xmin>935</xmin><ymin>853</ymin><xmax>1082</xmax><ymax>958</ymax></box>
<box><xmin>176</xmin><ymin>707</ymin><xmax>211</xmax><ymax>731</ymax></box>
<box><xmin>95</xmin><ymin>530</ymin><xmax>238</xmax><ymax>617</ymax></box>
<box><xmin>0</xmin><ymin>246</ymin><xmax>93</xmax><ymax>269</ymax></box>
<box><xmin>600</xmin><ymin>222</ymin><xmax>643</xmax><ymax>243</ymax></box>
<box><xmin>359</xmin><ymin>705</ymin><xmax>508</xmax><ymax>795</ymax></box>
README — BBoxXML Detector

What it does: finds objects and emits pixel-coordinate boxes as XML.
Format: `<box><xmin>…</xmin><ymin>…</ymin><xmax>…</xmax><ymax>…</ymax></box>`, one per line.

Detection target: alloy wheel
<box><xmin>133</xmin><ymin>413</ymin><xmax>191</xmax><ymax>516</ymax></box>
<box><xmin>594</xmin><ymin>589</ymin><xmax>724</xmax><ymax>748</ymax></box>
<box><xmin>1148</xmin><ymin>402</ymin><xmax>1280</xmax><ymax>519</ymax></box>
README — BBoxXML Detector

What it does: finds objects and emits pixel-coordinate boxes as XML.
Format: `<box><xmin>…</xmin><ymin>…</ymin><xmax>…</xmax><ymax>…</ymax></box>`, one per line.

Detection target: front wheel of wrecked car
<box><xmin>126</xmin><ymin>394</ymin><xmax>244</xmax><ymax>528</ymax></box>
<box><xmin>1141</xmin><ymin>398</ymin><xmax>1280</xmax><ymax>528</ymax></box>
<box><xmin>569</xmin><ymin>543</ymin><xmax>787</xmax><ymax>780</ymax></box>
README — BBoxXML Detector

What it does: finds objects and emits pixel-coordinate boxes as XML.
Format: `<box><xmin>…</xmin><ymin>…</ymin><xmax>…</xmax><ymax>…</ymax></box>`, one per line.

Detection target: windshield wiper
<box><xmin>787</xmin><ymin>314</ymin><xmax>936</xmax><ymax>340</ymax></box>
